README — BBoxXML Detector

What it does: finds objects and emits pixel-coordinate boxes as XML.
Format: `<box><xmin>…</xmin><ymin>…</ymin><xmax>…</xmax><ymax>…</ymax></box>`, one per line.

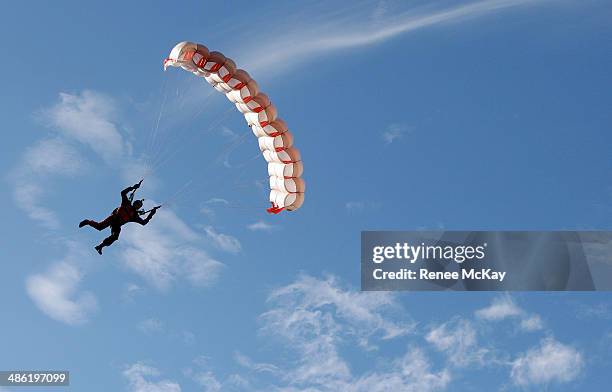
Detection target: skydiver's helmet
<box><xmin>133</xmin><ymin>199</ymin><xmax>144</xmax><ymax>210</ymax></box>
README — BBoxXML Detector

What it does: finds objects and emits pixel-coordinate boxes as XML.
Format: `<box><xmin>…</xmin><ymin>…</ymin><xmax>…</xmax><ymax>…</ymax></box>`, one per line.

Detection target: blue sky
<box><xmin>1</xmin><ymin>0</ymin><xmax>612</xmax><ymax>391</ymax></box>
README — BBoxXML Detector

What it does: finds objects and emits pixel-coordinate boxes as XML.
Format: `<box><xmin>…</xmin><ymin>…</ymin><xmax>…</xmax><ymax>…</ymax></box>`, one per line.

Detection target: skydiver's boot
<box><xmin>79</xmin><ymin>219</ymin><xmax>90</xmax><ymax>228</ymax></box>
<box><xmin>95</xmin><ymin>232</ymin><xmax>119</xmax><ymax>255</ymax></box>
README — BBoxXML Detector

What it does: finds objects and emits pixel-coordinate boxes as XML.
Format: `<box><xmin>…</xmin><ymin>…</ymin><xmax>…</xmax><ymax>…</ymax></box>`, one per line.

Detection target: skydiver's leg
<box><xmin>80</xmin><ymin>216</ymin><xmax>113</xmax><ymax>230</ymax></box>
<box><xmin>95</xmin><ymin>224</ymin><xmax>121</xmax><ymax>255</ymax></box>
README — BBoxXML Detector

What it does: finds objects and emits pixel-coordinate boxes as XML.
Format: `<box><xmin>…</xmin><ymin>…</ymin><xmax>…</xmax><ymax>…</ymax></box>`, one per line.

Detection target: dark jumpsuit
<box><xmin>82</xmin><ymin>186</ymin><xmax>152</xmax><ymax>248</ymax></box>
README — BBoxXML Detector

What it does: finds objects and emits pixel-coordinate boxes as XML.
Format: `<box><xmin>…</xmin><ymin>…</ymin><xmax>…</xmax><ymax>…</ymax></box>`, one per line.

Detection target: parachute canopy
<box><xmin>164</xmin><ymin>42</ymin><xmax>304</xmax><ymax>213</ymax></box>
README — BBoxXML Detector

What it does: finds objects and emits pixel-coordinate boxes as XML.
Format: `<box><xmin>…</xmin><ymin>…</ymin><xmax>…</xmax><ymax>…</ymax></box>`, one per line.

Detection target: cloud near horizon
<box><xmin>120</xmin><ymin>274</ymin><xmax>589</xmax><ymax>391</ymax></box>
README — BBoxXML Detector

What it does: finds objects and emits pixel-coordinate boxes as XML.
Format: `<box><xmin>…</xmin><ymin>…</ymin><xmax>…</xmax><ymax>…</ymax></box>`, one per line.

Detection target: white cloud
<box><xmin>13</xmin><ymin>89</ymin><xmax>231</xmax><ymax>328</ymax></box>
<box><xmin>123</xmin><ymin>282</ymin><xmax>145</xmax><ymax>303</ymax></box>
<box><xmin>191</xmin><ymin>370</ymin><xmax>222</xmax><ymax>392</ymax></box>
<box><xmin>120</xmin><ymin>207</ymin><xmax>224</xmax><ymax>291</ymax></box>
<box><xmin>425</xmin><ymin>318</ymin><xmax>488</xmax><ymax>367</ymax></box>
<box><xmin>138</xmin><ymin>318</ymin><xmax>165</xmax><ymax>335</ymax></box>
<box><xmin>183</xmin><ymin>357</ymin><xmax>226</xmax><ymax>392</ymax></box>
<box><xmin>123</xmin><ymin>362</ymin><xmax>181</xmax><ymax>392</ymax></box>
<box><xmin>41</xmin><ymin>90</ymin><xmax>127</xmax><ymax>163</ymax></box>
<box><xmin>185</xmin><ymin>362</ymin><xmax>250</xmax><ymax>392</ymax></box>
<box><xmin>25</xmin><ymin>248</ymin><xmax>97</xmax><ymax>325</ymax></box>
<box><xmin>13</xmin><ymin>182</ymin><xmax>60</xmax><ymax>229</ymax></box>
<box><xmin>181</xmin><ymin>247</ymin><xmax>225</xmax><ymax>288</ymax></box>
<box><xmin>225</xmin><ymin>374</ymin><xmax>251</xmax><ymax>390</ymax></box>
<box><xmin>247</xmin><ymin>220</ymin><xmax>277</xmax><ymax>231</ymax></box>
<box><xmin>11</xmin><ymin>138</ymin><xmax>87</xmax><ymax>229</ymax></box>
<box><xmin>260</xmin><ymin>275</ymin><xmax>415</xmax><ymax>388</ymax></box>
<box><xmin>266</xmin><ymin>275</ymin><xmax>413</xmax><ymax>342</ymax></box>
<box><xmin>234</xmin><ymin>352</ymin><xmax>280</xmax><ymax>374</ymax></box>
<box><xmin>475</xmin><ymin>295</ymin><xmax>523</xmax><ymax>321</ymax></box>
<box><xmin>22</xmin><ymin>138</ymin><xmax>86</xmax><ymax>176</ymax></box>
<box><xmin>520</xmin><ymin>314</ymin><xmax>544</xmax><ymax>332</ymax></box>
<box><xmin>350</xmin><ymin>349</ymin><xmax>451</xmax><ymax>392</ymax></box>
<box><xmin>476</xmin><ymin>295</ymin><xmax>544</xmax><ymax>332</ymax></box>
<box><xmin>511</xmin><ymin>337</ymin><xmax>583</xmax><ymax>387</ymax></box>
<box><xmin>237</xmin><ymin>0</ymin><xmax>542</xmax><ymax>74</ymax></box>
<box><xmin>382</xmin><ymin>124</ymin><xmax>408</xmax><ymax>144</ymax></box>
<box><xmin>11</xmin><ymin>91</ymin><xmax>133</xmax><ymax>231</ymax></box>
<box><xmin>203</xmin><ymin>226</ymin><xmax>242</xmax><ymax>254</ymax></box>
<box><xmin>206</xmin><ymin>198</ymin><xmax>230</xmax><ymax>205</ymax></box>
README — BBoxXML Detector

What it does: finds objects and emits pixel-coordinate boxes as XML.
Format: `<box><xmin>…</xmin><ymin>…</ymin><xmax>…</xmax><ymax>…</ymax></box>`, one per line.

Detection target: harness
<box><xmin>115</xmin><ymin>180</ymin><xmax>160</xmax><ymax>222</ymax></box>
<box><xmin>113</xmin><ymin>206</ymin><xmax>136</xmax><ymax>223</ymax></box>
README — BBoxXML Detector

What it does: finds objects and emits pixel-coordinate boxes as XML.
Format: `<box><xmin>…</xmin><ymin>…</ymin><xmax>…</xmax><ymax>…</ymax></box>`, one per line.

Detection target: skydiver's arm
<box><xmin>135</xmin><ymin>210</ymin><xmax>157</xmax><ymax>226</ymax></box>
<box><xmin>121</xmin><ymin>186</ymin><xmax>135</xmax><ymax>204</ymax></box>
<box><xmin>121</xmin><ymin>180</ymin><xmax>142</xmax><ymax>204</ymax></box>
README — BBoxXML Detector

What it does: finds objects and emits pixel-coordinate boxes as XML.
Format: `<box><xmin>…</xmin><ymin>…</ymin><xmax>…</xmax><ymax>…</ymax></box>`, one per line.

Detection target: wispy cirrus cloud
<box><xmin>13</xmin><ymin>182</ymin><xmax>60</xmax><ymax>230</ymax></box>
<box><xmin>203</xmin><ymin>226</ymin><xmax>242</xmax><ymax>254</ymax></box>
<box><xmin>21</xmin><ymin>137</ymin><xmax>87</xmax><ymax>176</ymax></box>
<box><xmin>25</xmin><ymin>244</ymin><xmax>97</xmax><ymax>325</ymax></box>
<box><xmin>120</xmin><ymin>207</ymin><xmax>224</xmax><ymax>291</ymax></box>
<box><xmin>10</xmin><ymin>91</ymin><xmax>133</xmax><ymax>231</ymax></box>
<box><xmin>236</xmin><ymin>0</ymin><xmax>544</xmax><ymax>75</ymax></box>
<box><xmin>138</xmin><ymin>318</ymin><xmax>165</xmax><ymax>335</ymax></box>
<box><xmin>11</xmin><ymin>138</ymin><xmax>87</xmax><ymax>229</ymax></box>
<box><xmin>348</xmin><ymin>349</ymin><xmax>451</xmax><ymax>392</ymax></box>
<box><xmin>123</xmin><ymin>362</ymin><xmax>181</xmax><ymax>392</ymax></box>
<box><xmin>475</xmin><ymin>295</ymin><xmax>545</xmax><ymax>332</ymax></box>
<box><xmin>234</xmin><ymin>352</ymin><xmax>280</xmax><ymax>375</ymax></box>
<box><xmin>115</xmin><ymin>275</ymin><xmax>592</xmax><ymax>391</ymax></box>
<box><xmin>247</xmin><ymin>220</ymin><xmax>278</xmax><ymax>232</ymax></box>
<box><xmin>519</xmin><ymin>314</ymin><xmax>545</xmax><ymax>332</ymax></box>
<box><xmin>382</xmin><ymin>124</ymin><xmax>409</xmax><ymax>144</ymax></box>
<box><xmin>259</xmin><ymin>275</ymin><xmax>420</xmax><ymax>389</ymax></box>
<box><xmin>122</xmin><ymin>282</ymin><xmax>145</xmax><ymax>303</ymax></box>
<box><xmin>183</xmin><ymin>356</ymin><xmax>253</xmax><ymax>392</ymax></box>
<box><xmin>265</xmin><ymin>274</ymin><xmax>414</xmax><ymax>343</ymax></box>
<box><xmin>511</xmin><ymin>337</ymin><xmax>584</xmax><ymax>387</ymax></box>
<box><xmin>40</xmin><ymin>90</ymin><xmax>129</xmax><ymax>163</ymax></box>
<box><xmin>425</xmin><ymin>318</ymin><xmax>490</xmax><ymax>368</ymax></box>
<box><xmin>475</xmin><ymin>295</ymin><xmax>523</xmax><ymax>320</ymax></box>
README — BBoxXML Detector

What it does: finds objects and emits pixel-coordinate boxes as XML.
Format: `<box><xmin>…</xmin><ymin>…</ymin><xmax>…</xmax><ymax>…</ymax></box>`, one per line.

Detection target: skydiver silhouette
<box><xmin>79</xmin><ymin>180</ymin><xmax>160</xmax><ymax>255</ymax></box>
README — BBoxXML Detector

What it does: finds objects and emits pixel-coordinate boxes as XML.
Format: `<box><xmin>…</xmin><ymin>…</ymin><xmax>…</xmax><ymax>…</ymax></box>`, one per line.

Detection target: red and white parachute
<box><xmin>164</xmin><ymin>42</ymin><xmax>305</xmax><ymax>214</ymax></box>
